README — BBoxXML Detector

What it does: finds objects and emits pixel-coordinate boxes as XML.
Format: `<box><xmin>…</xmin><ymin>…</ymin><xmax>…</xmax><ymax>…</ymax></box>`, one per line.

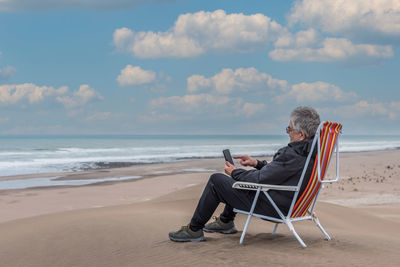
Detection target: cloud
<box><xmin>331</xmin><ymin>100</ymin><xmax>400</xmax><ymax>119</ymax></box>
<box><xmin>274</xmin><ymin>28</ymin><xmax>321</xmax><ymax>48</ymax></box>
<box><xmin>288</xmin><ymin>0</ymin><xmax>400</xmax><ymax>42</ymax></box>
<box><xmin>149</xmin><ymin>67</ymin><xmax>280</xmax><ymax>121</ymax></box>
<box><xmin>117</xmin><ymin>65</ymin><xmax>156</xmax><ymax>87</ymax></box>
<box><xmin>270</xmin><ymin>36</ymin><xmax>393</xmax><ymax>63</ymax></box>
<box><xmin>113</xmin><ymin>27</ymin><xmax>204</xmax><ymax>58</ymax></box>
<box><xmin>0</xmin><ymin>83</ymin><xmax>68</xmax><ymax>104</ymax></box>
<box><xmin>0</xmin><ymin>83</ymin><xmax>102</xmax><ymax>110</ymax></box>
<box><xmin>144</xmin><ymin>69</ymin><xmax>359</xmax><ymax>124</ymax></box>
<box><xmin>150</xmin><ymin>93</ymin><xmax>238</xmax><ymax>112</ymax></box>
<box><xmin>276</xmin><ymin>81</ymin><xmax>357</xmax><ymax>103</ymax></box>
<box><xmin>0</xmin><ymin>117</ymin><xmax>9</xmax><ymax>122</ymax></box>
<box><xmin>148</xmin><ymin>93</ymin><xmax>268</xmax><ymax>122</ymax></box>
<box><xmin>239</xmin><ymin>102</ymin><xmax>266</xmax><ymax>117</ymax></box>
<box><xmin>113</xmin><ymin>10</ymin><xmax>283</xmax><ymax>58</ymax></box>
<box><xmin>113</xmin><ymin>28</ymin><xmax>135</xmax><ymax>53</ymax></box>
<box><xmin>56</xmin><ymin>84</ymin><xmax>103</xmax><ymax>108</ymax></box>
<box><xmin>187</xmin><ymin>67</ymin><xmax>288</xmax><ymax>94</ymax></box>
<box><xmin>0</xmin><ymin>0</ymin><xmax>171</xmax><ymax>12</ymax></box>
<box><xmin>0</xmin><ymin>66</ymin><xmax>16</xmax><ymax>80</ymax></box>
<box><xmin>187</xmin><ymin>75</ymin><xmax>212</xmax><ymax>93</ymax></box>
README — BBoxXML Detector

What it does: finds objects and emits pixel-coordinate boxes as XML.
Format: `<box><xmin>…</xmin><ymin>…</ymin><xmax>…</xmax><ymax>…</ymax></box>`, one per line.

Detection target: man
<box><xmin>169</xmin><ymin>106</ymin><xmax>320</xmax><ymax>242</ymax></box>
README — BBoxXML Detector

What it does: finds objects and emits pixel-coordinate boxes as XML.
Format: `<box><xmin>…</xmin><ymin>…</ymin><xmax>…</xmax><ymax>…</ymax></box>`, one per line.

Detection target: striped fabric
<box><xmin>291</xmin><ymin>121</ymin><xmax>342</xmax><ymax>218</ymax></box>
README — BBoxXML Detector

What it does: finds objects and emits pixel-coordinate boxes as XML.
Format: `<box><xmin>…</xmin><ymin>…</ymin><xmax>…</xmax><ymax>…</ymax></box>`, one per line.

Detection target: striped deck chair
<box><xmin>232</xmin><ymin>121</ymin><xmax>342</xmax><ymax>248</ymax></box>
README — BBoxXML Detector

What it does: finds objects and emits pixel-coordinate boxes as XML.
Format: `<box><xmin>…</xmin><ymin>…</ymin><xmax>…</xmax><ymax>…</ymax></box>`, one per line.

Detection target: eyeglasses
<box><xmin>286</xmin><ymin>126</ymin><xmax>298</xmax><ymax>133</ymax></box>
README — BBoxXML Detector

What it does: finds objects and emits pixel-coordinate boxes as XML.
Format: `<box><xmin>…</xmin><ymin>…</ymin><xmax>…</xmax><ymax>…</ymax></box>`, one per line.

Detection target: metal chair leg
<box><xmin>272</xmin><ymin>223</ymin><xmax>278</xmax><ymax>234</ymax></box>
<box><xmin>239</xmin><ymin>187</ymin><xmax>261</xmax><ymax>244</ymax></box>
<box><xmin>312</xmin><ymin>214</ymin><xmax>331</xmax><ymax>240</ymax></box>
<box><xmin>240</xmin><ymin>214</ymin><xmax>252</xmax><ymax>244</ymax></box>
<box><xmin>286</xmin><ymin>221</ymin><xmax>307</xmax><ymax>248</ymax></box>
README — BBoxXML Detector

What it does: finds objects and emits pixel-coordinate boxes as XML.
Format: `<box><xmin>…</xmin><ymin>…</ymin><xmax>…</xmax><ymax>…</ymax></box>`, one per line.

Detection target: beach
<box><xmin>0</xmin><ymin>150</ymin><xmax>400</xmax><ymax>266</ymax></box>
<box><xmin>3</xmin><ymin>0</ymin><xmax>400</xmax><ymax>266</ymax></box>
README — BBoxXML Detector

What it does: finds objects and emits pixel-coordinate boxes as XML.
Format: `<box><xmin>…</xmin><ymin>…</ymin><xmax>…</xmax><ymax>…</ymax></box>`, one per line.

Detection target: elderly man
<box><xmin>169</xmin><ymin>106</ymin><xmax>320</xmax><ymax>242</ymax></box>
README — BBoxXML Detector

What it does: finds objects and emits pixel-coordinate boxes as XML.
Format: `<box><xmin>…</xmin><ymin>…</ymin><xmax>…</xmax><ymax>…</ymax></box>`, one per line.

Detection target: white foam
<box><xmin>1</xmin><ymin>135</ymin><xmax>400</xmax><ymax>177</ymax></box>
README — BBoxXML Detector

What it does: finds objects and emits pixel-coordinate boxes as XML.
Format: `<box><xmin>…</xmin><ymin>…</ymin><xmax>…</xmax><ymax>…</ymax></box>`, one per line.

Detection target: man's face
<box><xmin>286</xmin><ymin>120</ymin><xmax>306</xmax><ymax>143</ymax></box>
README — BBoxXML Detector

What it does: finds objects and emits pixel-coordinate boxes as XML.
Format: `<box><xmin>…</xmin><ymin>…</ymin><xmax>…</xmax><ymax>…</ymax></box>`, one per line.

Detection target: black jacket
<box><xmin>231</xmin><ymin>139</ymin><xmax>316</xmax><ymax>215</ymax></box>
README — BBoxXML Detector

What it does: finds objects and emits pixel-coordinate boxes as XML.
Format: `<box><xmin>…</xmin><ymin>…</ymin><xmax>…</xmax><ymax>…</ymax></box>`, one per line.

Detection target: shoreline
<box><xmin>1</xmin><ymin>148</ymin><xmax>399</xmax><ymax>181</ymax></box>
<box><xmin>0</xmin><ymin>150</ymin><xmax>399</xmax><ymax>222</ymax></box>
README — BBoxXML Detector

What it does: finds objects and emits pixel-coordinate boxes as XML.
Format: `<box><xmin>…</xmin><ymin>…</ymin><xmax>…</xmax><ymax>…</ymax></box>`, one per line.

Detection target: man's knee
<box><xmin>208</xmin><ymin>173</ymin><xmax>234</xmax><ymax>191</ymax></box>
<box><xmin>209</xmin><ymin>173</ymin><xmax>228</xmax><ymax>184</ymax></box>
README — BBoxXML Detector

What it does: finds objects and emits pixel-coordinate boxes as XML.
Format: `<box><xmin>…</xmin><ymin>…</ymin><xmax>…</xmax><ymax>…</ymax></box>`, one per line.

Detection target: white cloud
<box><xmin>117</xmin><ymin>65</ymin><xmax>156</xmax><ymax>87</ymax></box>
<box><xmin>113</xmin><ymin>28</ymin><xmax>135</xmax><ymax>53</ymax></box>
<box><xmin>0</xmin><ymin>66</ymin><xmax>16</xmax><ymax>80</ymax></box>
<box><xmin>276</xmin><ymin>81</ymin><xmax>357</xmax><ymax>103</ymax></box>
<box><xmin>148</xmin><ymin>93</ymin><xmax>268</xmax><ymax>121</ymax></box>
<box><xmin>0</xmin><ymin>83</ymin><xmax>102</xmax><ymax>109</ymax></box>
<box><xmin>270</xmin><ymin>37</ymin><xmax>393</xmax><ymax>62</ymax></box>
<box><xmin>332</xmin><ymin>100</ymin><xmax>400</xmax><ymax>119</ymax></box>
<box><xmin>56</xmin><ymin>84</ymin><xmax>103</xmax><ymax>108</ymax></box>
<box><xmin>288</xmin><ymin>0</ymin><xmax>400</xmax><ymax>42</ymax></box>
<box><xmin>187</xmin><ymin>75</ymin><xmax>212</xmax><ymax>93</ymax></box>
<box><xmin>187</xmin><ymin>67</ymin><xmax>288</xmax><ymax>94</ymax></box>
<box><xmin>0</xmin><ymin>117</ymin><xmax>9</xmax><ymax>122</ymax></box>
<box><xmin>274</xmin><ymin>28</ymin><xmax>320</xmax><ymax>48</ymax></box>
<box><xmin>113</xmin><ymin>10</ymin><xmax>283</xmax><ymax>58</ymax></box>
<box><xmin>150</xmin><ymin>93</ymin><xmax>238</xmax><ymax>112</ymax></box>
<box><xmin>0</xmin><ymin>83</ymin><xmax>67</xmax><ymax>104</ymax></box>
<box><xmin>0</xmin><ymin>0</ymin><xmax>170</xmax><ymax>11</ymax></box>
<box><xmin>239</xmin><ymin>102</ymin><xmax>266</xmax><ymax>117</ymax></box>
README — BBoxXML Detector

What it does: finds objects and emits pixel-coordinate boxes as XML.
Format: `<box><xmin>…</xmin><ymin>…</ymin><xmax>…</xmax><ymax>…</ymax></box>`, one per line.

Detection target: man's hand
<box><xmin>233</xmin><ymin>155</ymin><xmax>257</xmax><ymax>167</ymax></box>
<box><xmin>224</xmin><ymin>161</ymin><xmax>236</xmax><ymax>177</ymax></box>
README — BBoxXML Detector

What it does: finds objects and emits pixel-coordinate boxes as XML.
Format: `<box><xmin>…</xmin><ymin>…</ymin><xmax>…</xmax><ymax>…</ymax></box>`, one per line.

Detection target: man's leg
<box><xmin>169</xmin><ymin>173</ymin><xmax>235</xmax><ymax>242</ymax></box>
<box><xmin>218</xmin><ymin>204</ymin><xmax>235</xmax><ymax>223</ymax></box>
<box><xmin>190</xmin><ymin>173</ymin><xmax>254</xmax><ymax>231</ymax></box>
<box><xmin>169</xmin><ymin>172</ymin><xmax>277</xmax><ymax>241</ymax></box>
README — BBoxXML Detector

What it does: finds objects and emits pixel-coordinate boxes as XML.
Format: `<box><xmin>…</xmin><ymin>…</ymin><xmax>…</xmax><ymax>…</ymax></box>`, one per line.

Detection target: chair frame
<box><xmin>232</xmin><ymin>121</ymin><xmax>341</xmax><ymax>248</ymax></box>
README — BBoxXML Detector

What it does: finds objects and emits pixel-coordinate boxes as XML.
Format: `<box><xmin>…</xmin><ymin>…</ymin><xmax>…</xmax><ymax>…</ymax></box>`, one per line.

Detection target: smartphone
<box><xmin>223</xmin><ymin>149</ymin><xmax>234</xmax><ymax>165</ymax></box>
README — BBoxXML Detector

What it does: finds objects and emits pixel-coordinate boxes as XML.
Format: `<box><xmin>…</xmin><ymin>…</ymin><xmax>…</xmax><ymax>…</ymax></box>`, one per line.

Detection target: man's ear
<box><xmin>300</xmin><ymin>131</ymin><xmax>307</xmax><ymax>141</ymax></box>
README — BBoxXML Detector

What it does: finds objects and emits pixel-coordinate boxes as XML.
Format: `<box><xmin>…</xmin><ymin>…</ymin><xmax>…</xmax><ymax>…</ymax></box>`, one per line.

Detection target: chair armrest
<box><xmin>232</xmin><ymin>181</ymin><xmax>299</xmax><ymax>192</ymax></box>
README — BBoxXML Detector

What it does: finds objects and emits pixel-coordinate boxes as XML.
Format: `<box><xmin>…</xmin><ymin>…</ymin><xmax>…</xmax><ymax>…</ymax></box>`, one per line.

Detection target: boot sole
<box><xmin>169</xmin><ymin>234</ymin><xmax>206</xmax><ymax>242</ymax></box>
<box><xmin>203</xmin><ymin>227</ymin><xmax>238</xmax><ymax>234</ymax></box>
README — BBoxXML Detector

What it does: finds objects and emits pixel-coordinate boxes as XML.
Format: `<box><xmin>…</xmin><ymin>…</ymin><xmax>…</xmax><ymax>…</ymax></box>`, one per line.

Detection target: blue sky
<box><xmin>1</xmin><ymin>0</ymin><xmax>399</xmax><ymax>135</ymax></box>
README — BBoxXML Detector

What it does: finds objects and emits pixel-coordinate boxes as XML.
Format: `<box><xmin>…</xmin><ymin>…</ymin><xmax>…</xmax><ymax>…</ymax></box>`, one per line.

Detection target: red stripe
<box><xmin>291</xmin><ymin>122</ymin><xmax>342</xmax><ymax>218</ymax></box>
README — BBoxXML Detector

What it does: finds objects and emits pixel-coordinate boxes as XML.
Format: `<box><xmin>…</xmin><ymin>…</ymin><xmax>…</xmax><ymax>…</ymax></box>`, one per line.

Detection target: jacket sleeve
<box><xmin>231</xmin><ymin>148</ymin><xmax>302</xmax><ymax>185</ymax></box>
<box><xmin>255</xmin><ymin>160</ymin><xmax>267</xmax><ymax>170</ymax></box>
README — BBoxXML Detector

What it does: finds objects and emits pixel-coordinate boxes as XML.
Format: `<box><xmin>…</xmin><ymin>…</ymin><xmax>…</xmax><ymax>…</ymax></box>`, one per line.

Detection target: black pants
<box><xmin>190</xmin><ymin>173</ymin><xmax>279</xmax><ymax>231</ymax></box>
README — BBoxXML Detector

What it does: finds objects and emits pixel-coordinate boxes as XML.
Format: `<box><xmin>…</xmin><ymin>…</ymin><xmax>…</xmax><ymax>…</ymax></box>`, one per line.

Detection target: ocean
<box><xmin>1</xmin><ymin>134</ymin><xmax>400</xmax><ymax>177</ymax></box>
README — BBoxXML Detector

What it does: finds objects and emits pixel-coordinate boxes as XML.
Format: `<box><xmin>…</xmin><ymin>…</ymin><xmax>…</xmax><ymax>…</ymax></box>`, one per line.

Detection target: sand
<box><xmin>0</xmin><ymin>150</ymin><xmax>400</xmax><ymax>266</ymax></box>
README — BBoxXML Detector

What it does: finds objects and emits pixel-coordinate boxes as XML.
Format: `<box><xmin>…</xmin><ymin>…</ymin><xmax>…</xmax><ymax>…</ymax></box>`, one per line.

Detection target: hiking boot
<box><xmin>169</xmin><ymin>225</ymin><xmax>206</xmax><ymax>242</ymax></box>
<box><xmin>203</xmin><ymin>216</ymin><xmax>237</xmax><ymax>234</ymax></box>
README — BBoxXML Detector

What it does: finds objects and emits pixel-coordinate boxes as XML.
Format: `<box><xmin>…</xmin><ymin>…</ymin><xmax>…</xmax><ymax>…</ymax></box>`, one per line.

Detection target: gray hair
<box><xmin>290</xmin><ymin>106</ymin><xmax>321</xmax><ymax>139</ymax></box>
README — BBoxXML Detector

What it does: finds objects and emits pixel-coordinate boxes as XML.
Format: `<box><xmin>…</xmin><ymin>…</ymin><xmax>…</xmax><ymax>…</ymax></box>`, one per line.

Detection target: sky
<box><xmin>0</xmin><ymin>0</ymin><xmax>400</xmax><ymax>135</ymax></box>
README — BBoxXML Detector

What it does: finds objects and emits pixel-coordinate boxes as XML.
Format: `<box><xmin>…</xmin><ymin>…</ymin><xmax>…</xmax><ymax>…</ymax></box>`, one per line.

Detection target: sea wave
<box><xmin>1</xmin><ymin>135</ymin><xmax>399</xmax><ymax>177</ymax></box>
